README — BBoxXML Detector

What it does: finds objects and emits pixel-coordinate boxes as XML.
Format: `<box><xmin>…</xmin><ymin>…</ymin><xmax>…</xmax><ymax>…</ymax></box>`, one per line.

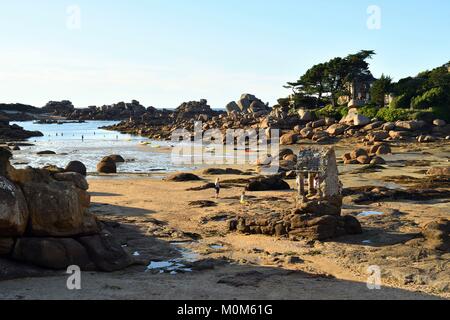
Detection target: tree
<box><xmin>286</xmin><ymin>50</ymin><xmax>376</xmax><ymax>108</ymax></box>
<box><xmin>370</xmin><ymin>74</ymin><xmax>392</xmax><ymax>107</ymax></box>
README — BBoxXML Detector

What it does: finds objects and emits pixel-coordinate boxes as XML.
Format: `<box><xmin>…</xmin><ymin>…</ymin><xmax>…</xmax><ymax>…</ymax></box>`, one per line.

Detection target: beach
<box><xmin>0</xmin><ymin>139</ymin><xmax>448</xmax><ymax>300</ymax></box>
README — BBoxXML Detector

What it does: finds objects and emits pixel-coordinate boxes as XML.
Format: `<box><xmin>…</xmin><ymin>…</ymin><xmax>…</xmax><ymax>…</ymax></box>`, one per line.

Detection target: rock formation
<box><xmin>230</xmin><ymin>147</ymin><xmax>363</xmax><ymax>241</ymax></box>
<box><xmin>0</xmin><ymin>147</ymin><xmax>133</xmax><ymax>272</ymax></box>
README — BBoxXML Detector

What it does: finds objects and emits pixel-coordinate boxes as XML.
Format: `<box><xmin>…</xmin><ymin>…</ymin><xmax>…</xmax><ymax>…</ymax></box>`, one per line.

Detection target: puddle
<box><xmin>358</xmin><ymin>211</ymin><xmax>384</xmax><ymax>217</ymax></box>
<box><xmin>146</xmin><ymin>242</ymin><xmax>198</xmax><ymax>274</ymax></box>
<box><xmin>209</xmin><ymin>244</ymin><xmax>225</xmax><ymax>250</ymax></box>
<box><xmin>362</xmin><ymin>240</ymin><xmax>373</xmax><ymax>244</ymax></box>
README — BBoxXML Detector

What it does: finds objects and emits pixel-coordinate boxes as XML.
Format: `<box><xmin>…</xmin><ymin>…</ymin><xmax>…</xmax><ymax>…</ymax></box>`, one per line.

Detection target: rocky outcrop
<box><xmin>0</xmin><ymin>147</ymin><xmax>133</xmax><ymax>272</ymax></box>
<box><xmin>231</xmin><ymin>147</ymin><xmax>363</xmax><ymax>241</ymax></box>
<box><xmin>0</xmin><ymin>117</ymin><xmax>43</xmax><ymax>141</ymax></box>
<box><xmin>41</xmin><ymin>100</ymin><xmax>75</xmax><ymax>115</ymax></box>
<box><xmin>422</xmin><ymin>219</ymin><xmax>449</xmax><ymax>252</ymax></box>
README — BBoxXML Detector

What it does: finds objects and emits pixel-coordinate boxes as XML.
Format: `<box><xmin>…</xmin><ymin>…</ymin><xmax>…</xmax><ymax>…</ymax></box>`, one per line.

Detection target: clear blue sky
<box><xmin>0</xmin><ymin>0</ymin><xmax>449</xmax><ymax>109</ymax></box>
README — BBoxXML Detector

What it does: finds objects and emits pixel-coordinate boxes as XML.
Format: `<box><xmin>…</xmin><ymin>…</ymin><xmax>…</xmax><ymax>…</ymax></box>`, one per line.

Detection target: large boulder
<box><xmin>105</xmin><ymin>155</ymin><xmax>125</xmax><ymax>163</ymax></box>
<box><xmin>78</xmin><ymin>230</ymin><xmax>134</xmax><ymax>272</ymax></box>
<box><xmin>327</xmin><ymin>124</ymin><xmax>348</xmax><ymax>136</ymax></box>
<box><xmin>166</xmin><ymin>173</ymin><xmax>202</xmax><ymax>182</ymax></box>
<box><xmin>21</xmin><ymin>180</ymin><xmax>98</xmax><ymax>237</ymax></box>
<box><xmin>395</xmin><ymin>120</ymin><xmax>425</xmax><ymax>131</ymax></box>
<box><xmin>225</xmin><ymin>101</ymin><xmax>240</xmax><ymax>114</ymax></box>
<box><xmin>280</xmin><ymin>132</ymin><xmax>298</xmax><ymax>145</ymax></box>
<box><xmin>53</xmin><ymin>172</ymin><xmax>89</xmax><ymax>190</ymax></box>
<box><xmin>246</xmin><ymin>176</ymin><xmax>290</xmax><ymax>192</ymax></box>
<box><xmin>12</xmin><ymin>238</ymin><xmax>94</xmax><ymax>270</ymax></box>
<box><xmin>0</xmin><ymin>176</ymin><xmax>29</xmax><ymax>237</ymax></box>
<box><xmin>353</xmin><ymin>114</ymin><xmax>371</xmax><ymax>126</ymax></box>
<box><xmin>65</xmin><ymin>161</ymin><xmax>87</xmax><ymax>176</ymax></box>
<box><xmin>97</xmin><ymin>157</ymin><xmax>117</xmax><ymax>174</ymax></box>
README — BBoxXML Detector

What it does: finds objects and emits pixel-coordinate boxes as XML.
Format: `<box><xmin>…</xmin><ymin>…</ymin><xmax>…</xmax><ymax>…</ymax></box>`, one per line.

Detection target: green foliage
<box><xmin>370</xmin><ymin>74</ymin><xmax>392</xmax><ymax>107</ymax></box>
<box><xmin>315</xmin><ymin>105</ymin><xmax>348</xmax><ymax>120</ymax></box>
<box><xmin>375</xmin><ymin>107</ymin><xmax>411</xmax><ymax>122</ymax></box>
<box><xmin>358</xmin><ymin>105</ymin><xmax>379</xmax><ymax>119</ymax></box>
<box><xmin>411</xmin><ymin>87</ymin><xmax>447</xmax><ymax>109</ymax></box>
<box><xmin>287</xmin><ymin>50</ymin><xmax>376</xmax><ymax>106</ymax></box>
<box><xmin>390</xmin><ymin>94</ymin><xmax>411</xmax><ymax>109</ymax></box>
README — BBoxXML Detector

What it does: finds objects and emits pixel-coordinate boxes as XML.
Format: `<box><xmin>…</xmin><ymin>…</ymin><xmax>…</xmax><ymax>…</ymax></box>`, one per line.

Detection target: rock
<box><xmin>433</xmin><ymin>119</ymin><xmax>446</xmax><ymax>127</ymax></box>
<box><xmin>383</xmin><ymin>122</ymin><xmax>396</xmax><ymax>131</ymax></box>
<box><xmin>78</xmin><ymin>230</ymin><xmax>134</xmax><ymax>272</ymax></box>
<box><xmin>225</xmin><ymin>101</ymin><xmax>240</xmax><ymax>114</ymax></box>
<box><xmin>356</xmin><ymin>155</ymin><xmax>371</xmax><ymax>165</ymax></box>
<box><xmin>342</xmin><ymin>153</ymin><xmax>352</xmax><ymax>162</ymax></box>
<box><xmin>53</xmin><ymin>172</ymin><xmax>89</xmax><ymax>190</ymax></box>
<box><xmin>363</xmin><ymin>121</ymin><xmax>384</xmax><ymax>131</ymax></box>
<box><xmin>395</xmin><ymin>120</ymin><xmax>425</xmax><ymax>131</ymax></box>
<box><xmin>12</xmin><ymin>238</ymin><xmax>94</xmax><ymax>270</ymax></box>
<box><xmin>367</xmin><ymin>131</ymin><xmax>389</xmax><ymax>142</ymax></box>
<box><xmin>279</xmin><ymin>149</ymin><xmax>294</xmax><ymax>159</ymax></box>
<box><xmin>22</xmin><ymin>180</ymin><xmax>98</xmax><ymax>237</ymax></box>
<box><xmin>256</xmin><ymin>155</ymin><xmax>272</xmax><ymax>166</ymax></box>
<box><xmin>297</xmin><ymin>196</ymin><xmax>343</xmax><ymax>216</ymax></box>
<box><xmin>300</xmin><ymin>127</ymin><xmax>314</xmax><ymax>139</ymax></box>
<box><xmin>279</xmin><ymin>160</ymin><xmax>296</xmax><ymax>171</ymax></box>
<box><xmin>417</xmin><ymin>135</ymin><xmax>435</xmax><ymax>143</ymax></box>
<box><xmin>370</xmin><ymin>156</ymin><xmax>386</xmax><ymax>165</ymax></box>
<box><xmin>427</xmin><ymin>167</ymin><xmax>450</xmax><ymax>176</ymax></box>
<box><xmin>37</xmin><ymin>150</ymin><xmax>56</xmax><ymax>155</ymax></box>
<box><xmin>106</xmin><ymin>155</ymin><xmax>125</xmax><ymax>163</ymax></box>
<box><xmin>0</xmin><ymin>238</ymin><xmax>15</xmax><ymax>255</ymax></box>
<box><xmin>0</xmin><ymin>176</ymin><xmax>29</xmax><ymax>237</ymax></box>
<box><xmin>202</xmin><ymin>168</ymin><xmax>243</xmax><ymax>175</ymax></box>
<box><xmin>97</xmin><ymin>158</ymin><xmax>117</xmax><ymax>174</ymax></box>
<box><xmin>246</xmin><ymin>176</ymin><xmax>290</xmax><ymax>192</ymax></box>
<box><xmin>343</xmin><ymin>215</ymin><xmax>363</xmax><ymax>234</ymax></box>
<box><xmin>327</xmin><ymin>124</ymin><xmax>347</xmax><ymax>136</ymax></box>
<box><xmin>353</xmin><ymin>114</ymin><xmax>370</xmax><ymax>126</ymax></box>
<box><xmin>370</xmin><ymin>143</ymin><xmax>391</xmax><ymax>155</ymax></box>
<box><xmin>350</xmin><ymin>148</ymin><xmax>368</xmax><ymax>160</ymax></box>
<box><xmin>280</xmin><ymin>132</ymin><xmax>298</xmax><ymax>145</ymax></box>
<box><xmin>289</xmin><ymin>216</ymin><xmax>338</xmax><ymax>241</ymax></box>
<box><xmin>422</xmin><ymin>219</ymin><xmax>449</xmax><ymax>252</ymax></box>
<box><xmin>64</xmin><ymin>161</ymin><xmax>87</xmax><ymax>176</ymax></box>
<box><xmin>283</xmin><ymin>154</ymin><xmax>297</xmax><ymax>162</ymax></box>
<box><xmin>166</xmin><ymin>173</ymin><xmax>202</xmax><ymax>182</ymax></box>
<box><xmin>311</xmin><ymin>119</ymin><xmax>326</xmax><ymax>128</ymax></box>
<box><xmin>298</xmin><ymin>109</ymin><xmax>313</xmax><ymax>122</ymax></box>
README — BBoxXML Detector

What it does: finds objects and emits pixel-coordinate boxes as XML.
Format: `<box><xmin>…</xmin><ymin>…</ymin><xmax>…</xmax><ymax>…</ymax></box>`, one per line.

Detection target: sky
<box><xmin>0</xmin><ymin>0</ymin><xmax>449</xmax><ymax>109</ymax></box>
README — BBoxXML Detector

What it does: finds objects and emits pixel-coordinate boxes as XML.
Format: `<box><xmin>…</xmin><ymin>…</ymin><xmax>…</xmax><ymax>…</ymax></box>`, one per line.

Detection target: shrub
<box><xmin>315</xmin><ymin>105</ymin><xmax>348</xmax><ymax>120</ymax></box>
<box><xmin>411</xmin><ymin>87</ymin><xmax>447</xmax><ymax>110</ymax></box>
<box><xmin>390</xmin><ymin>94</ymin><xmax>411</xmax><ymax>109</ymax></box>
<box><xmin>358</xmin><ymin>105</ymin><xmax>379</xmax><ymax>119</ymax></box>
<box><xmin>376</xmin><ymin>107</ymin><xmax>411</xmax><ymax>122</ymax></box>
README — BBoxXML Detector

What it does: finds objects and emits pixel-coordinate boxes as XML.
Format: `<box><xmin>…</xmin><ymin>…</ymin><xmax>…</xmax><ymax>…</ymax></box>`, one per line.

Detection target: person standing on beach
<box><xmin>215</xmin><ymin>178</ymin><xmax>221</xmax><ymax>199</ymax></box>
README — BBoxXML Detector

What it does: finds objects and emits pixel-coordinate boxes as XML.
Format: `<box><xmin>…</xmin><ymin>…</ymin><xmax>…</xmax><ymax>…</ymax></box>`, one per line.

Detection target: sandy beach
<box><xmin>0</xmin><ymin>141</ymin><xmax>448</xmax><ymax>300</ymax></box>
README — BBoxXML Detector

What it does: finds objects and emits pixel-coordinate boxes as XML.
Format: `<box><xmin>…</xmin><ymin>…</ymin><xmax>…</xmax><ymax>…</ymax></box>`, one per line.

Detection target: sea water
<box><xmin>10</xmin><ymin>121</ymin><xmax>186</xmax><ymax>174</ymax></box>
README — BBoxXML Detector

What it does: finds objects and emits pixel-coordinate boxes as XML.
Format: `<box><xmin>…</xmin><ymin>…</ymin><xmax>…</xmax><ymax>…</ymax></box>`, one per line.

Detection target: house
<box><xmin>346</xmin><ymin>74</ymin><xmax>376</xmax><ymax>108</ymax></box>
